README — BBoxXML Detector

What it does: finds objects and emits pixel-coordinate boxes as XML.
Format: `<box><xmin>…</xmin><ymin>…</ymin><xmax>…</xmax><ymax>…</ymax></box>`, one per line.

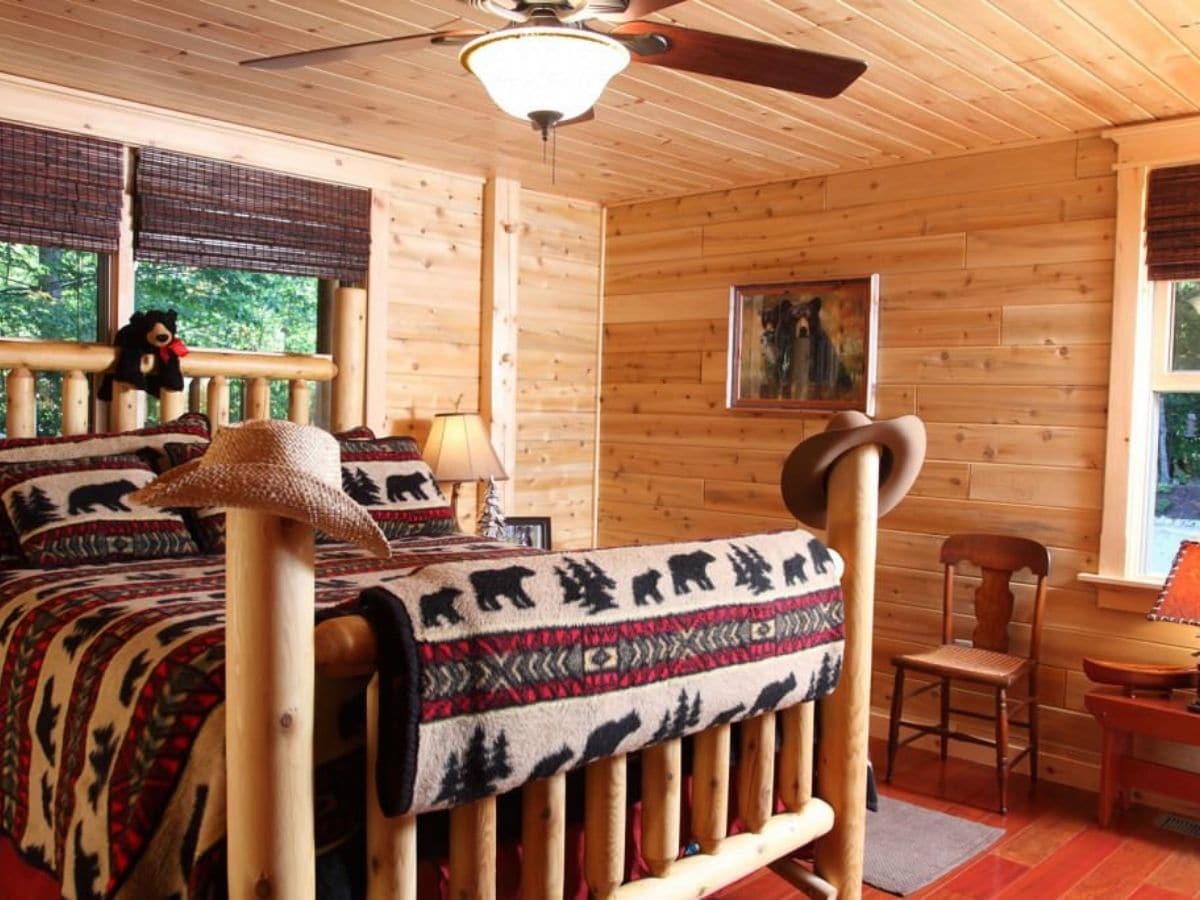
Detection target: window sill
<box><xmin>1078</xmin><ymin>572</ymin><xmax>1162</xmax><ymax>613</ymax></box>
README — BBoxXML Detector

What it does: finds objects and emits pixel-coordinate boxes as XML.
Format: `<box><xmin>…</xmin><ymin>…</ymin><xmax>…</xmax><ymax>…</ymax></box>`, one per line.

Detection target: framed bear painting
<box><xmin>727</xmin><ymin>275</ymin><xmax>879</xmax><ymax>413</ymax></box>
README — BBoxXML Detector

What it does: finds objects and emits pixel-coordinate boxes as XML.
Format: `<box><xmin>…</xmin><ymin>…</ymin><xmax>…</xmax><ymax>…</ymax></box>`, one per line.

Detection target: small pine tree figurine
<box><xmin>478</xmin><ymin>477</ymin><xmax>506</xmax><ymax>540</ymax></box>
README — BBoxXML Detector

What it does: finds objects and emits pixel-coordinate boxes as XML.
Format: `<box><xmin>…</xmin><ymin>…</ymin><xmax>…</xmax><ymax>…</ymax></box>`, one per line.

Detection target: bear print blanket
<box><xmin>357</xmin><ymin>529</ymin><xmax>845</xmax><ymax>816</ymax></box>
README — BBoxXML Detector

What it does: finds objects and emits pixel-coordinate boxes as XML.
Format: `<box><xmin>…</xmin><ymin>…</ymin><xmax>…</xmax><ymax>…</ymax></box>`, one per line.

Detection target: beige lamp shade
<box><xmin>423</xmin><ymin>412</ymin><xmax>508</xmax><ymax>484</ymax></box>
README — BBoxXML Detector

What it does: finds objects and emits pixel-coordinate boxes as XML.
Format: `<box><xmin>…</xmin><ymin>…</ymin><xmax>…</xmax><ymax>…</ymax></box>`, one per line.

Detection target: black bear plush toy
<box><xmin>98</xmin><ymin>309</ymin><xmax>189</xmax><ymax>401</ymax></box>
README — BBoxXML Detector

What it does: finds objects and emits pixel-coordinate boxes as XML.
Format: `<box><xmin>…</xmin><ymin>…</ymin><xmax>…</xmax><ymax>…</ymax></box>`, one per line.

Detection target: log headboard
<box><xmin>0</xmin><ymin>286</ymin><xmax>367</xmax><ymax>438</ymax></box>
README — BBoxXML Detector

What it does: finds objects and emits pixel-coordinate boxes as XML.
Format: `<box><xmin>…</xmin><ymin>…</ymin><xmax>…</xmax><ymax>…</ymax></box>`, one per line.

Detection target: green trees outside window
<box><xmin>1153</xmin><ymin>280</ymin><xmax>1200</xmax><ymax>573</ymax></box>
<box><xmin>134</xmin><ymin>262</ymin><xmax>318</xmax><ymax>422</ymax></box>
<box><xmin>0</xmin><ymin>242</ymin><xmax>101</xmax><ymax>435</ymax></box>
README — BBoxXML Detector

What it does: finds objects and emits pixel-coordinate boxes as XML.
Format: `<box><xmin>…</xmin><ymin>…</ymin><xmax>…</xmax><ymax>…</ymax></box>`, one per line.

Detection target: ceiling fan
<box><xmin>240</xmin><ymin>0</ymin><xmax>867</xmax><ymax>138</ymax></box>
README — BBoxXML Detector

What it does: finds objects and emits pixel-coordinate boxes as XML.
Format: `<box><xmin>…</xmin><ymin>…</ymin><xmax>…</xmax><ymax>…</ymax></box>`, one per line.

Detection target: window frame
<box><xmin>1086</xmin><ymin>120</ymin><xmax>1200</xmax><ymax>608</ymax></box>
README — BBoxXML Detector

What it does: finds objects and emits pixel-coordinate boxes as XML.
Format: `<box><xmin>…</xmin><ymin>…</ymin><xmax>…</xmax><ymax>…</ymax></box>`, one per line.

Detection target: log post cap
<box><xmin>780</xmin><ymin>412</ymin><xmax>926</xmax><ymax>528</ymax></box>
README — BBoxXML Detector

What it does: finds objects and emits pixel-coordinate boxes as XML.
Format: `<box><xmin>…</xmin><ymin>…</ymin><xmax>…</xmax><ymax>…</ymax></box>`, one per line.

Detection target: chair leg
<box><xmin>995</xmin><ymin>687</ymin><xmax>1009</xmax><ymax>814</ymax></box>
<box><xmin>939</xmin><ymin>676</ymin><xmax>950</xmax><ymax>762</ymax></box>
<box><xmin>1029</xmin><ymin>671</ymin><xmax>1039</xmax><ymax>784</ymax></box>
<box><xmin>886</xmin><ymin>667</ymin><xmax>906</xmax><ymax>783</ymax></box>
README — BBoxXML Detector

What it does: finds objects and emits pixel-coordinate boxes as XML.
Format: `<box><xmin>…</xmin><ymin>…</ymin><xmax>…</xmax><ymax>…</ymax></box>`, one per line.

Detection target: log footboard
<box><xmin>308</xmin><ymin>429</ymin><xmax>880</xmax><ymax>900</ymax></box>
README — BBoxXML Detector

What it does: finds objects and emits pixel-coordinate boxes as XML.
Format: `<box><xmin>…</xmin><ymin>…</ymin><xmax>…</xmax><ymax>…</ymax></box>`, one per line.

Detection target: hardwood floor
<box><xmin>714</xmin><ymin>740</ymin><xmax>1200</xmax><ymax>899</ymax></box>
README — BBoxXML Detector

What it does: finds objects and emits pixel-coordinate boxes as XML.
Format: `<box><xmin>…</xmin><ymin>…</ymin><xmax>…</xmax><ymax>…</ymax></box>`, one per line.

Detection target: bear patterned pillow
<box><xmin>0</xmin><ymin>452</ymin><xmax>199</xmax><ymax>566</ymax></box>
<box><xmin>163</xmin><ymin>442</ymin><xmax>226</xmax><ymax>553</ymax></box>
<box><xmin>337</xmin><ymin>436</ymin><xmax>458</xmax><ymax>539</ymax></box>
<box><xmin>0</xmin><ymin>413</ymin><xmax>209</xmax><ymax>567</ymax></box>
<box><xmin>0</xmin><ymin>412</ymin><xmax>210</xmax><ymax>471</ymax></box>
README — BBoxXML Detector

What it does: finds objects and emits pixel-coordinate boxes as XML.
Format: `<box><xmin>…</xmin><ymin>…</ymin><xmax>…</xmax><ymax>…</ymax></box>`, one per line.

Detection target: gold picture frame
<box><xmin>727</xmin><ymin>275</ymin><xmax>879</xmax><ymax>413</ymax></box>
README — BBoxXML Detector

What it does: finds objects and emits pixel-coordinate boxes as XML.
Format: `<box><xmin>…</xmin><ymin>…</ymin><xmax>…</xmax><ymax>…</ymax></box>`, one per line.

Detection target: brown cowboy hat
<box><xmin>780</xmin><ymin>411</ymin><xmax>926</xmax><ymax>529</ymax></box>
<box><xmin>131</xmin><ymin>419</ymin><xmax>390</xmax><ymax>558</ymax></box>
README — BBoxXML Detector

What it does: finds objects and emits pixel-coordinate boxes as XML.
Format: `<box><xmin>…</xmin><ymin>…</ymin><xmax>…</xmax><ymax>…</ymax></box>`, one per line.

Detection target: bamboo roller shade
<box><xmin>1147</xmin><ymin>164</ymin><xmax>1200</xmax><ymax>282</ymax></box>
<box><xmin>0</xmin><ymin>121</ymin><xmax>122</xmax><ymax>254</ymax></box>
<box><xmin>134</xmin><ymin>148</ymin><xmax>371</xmax><ymax>283</ymax></box>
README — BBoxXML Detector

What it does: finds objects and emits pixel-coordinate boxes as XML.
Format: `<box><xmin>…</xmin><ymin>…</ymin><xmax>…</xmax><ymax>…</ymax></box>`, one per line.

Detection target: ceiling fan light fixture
<box><xmin>460</xmin><ymin>27</ymin><xmax>629</xmax><ymax>123</ymax></box>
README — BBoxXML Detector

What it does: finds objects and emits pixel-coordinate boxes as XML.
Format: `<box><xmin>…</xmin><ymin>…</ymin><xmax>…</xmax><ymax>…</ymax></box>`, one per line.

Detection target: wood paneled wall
<box><xmin>376</xmin><ymin>181</ymin><xmax>607</xmax><ymax>545</ymax></box>
<box><xmin>599</xmin><ymin>138</ymin><xmax>1199</xmax><ymax>791</ymax></box>
<box><xmin>383</xmin><ymin>180</ymin><xmax>603</xmax><ymax>545</ymax></box>
<box><xmin>513</xmin><ymin>192</ymin><xmax>604</xmax><ymax>549</ymax></box>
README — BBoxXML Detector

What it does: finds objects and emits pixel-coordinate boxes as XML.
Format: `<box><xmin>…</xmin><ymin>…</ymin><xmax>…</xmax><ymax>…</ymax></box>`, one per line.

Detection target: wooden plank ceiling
<box><xmin>0</xmin><ymin>0</ymin><xmax>1198</xmax><ymax>203</ymax></box>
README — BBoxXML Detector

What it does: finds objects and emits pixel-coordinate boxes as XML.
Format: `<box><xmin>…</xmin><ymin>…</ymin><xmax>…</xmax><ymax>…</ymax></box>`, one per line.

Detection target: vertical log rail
<box><xmin>331</xmin><ymin>287</ymin><xmax>366</xmax><ymax>432</ymax></box>
<box><xmin>779</xmin><ymin>702</ymin><xmax>815</xmax><ymax>810</ymax></box>
<box><xmin>61</xmin><ymin>370</ymin><xmax>89</xmax><ymax>435</ymax></box>
<box><xmin>288</xmin><ymin>380</ymin><xmax>311</xmax><ymax>426</ymax></box>
<box><xmin>642</xmin><ymin>739</ymin><xmax>682</xmax><ymax>877</ymax></box>
<box><xmin>449</xmin><ymin>797</ymin><xmax>497</xmax><ymax>900</ymax></box>
<box><xmin>585</xmin><ymin>755</ymin><xmax>627</xmax><ymax>900</ymax></box>
<box><xmin>246</xmin><ymin>377</ymin><xmax>270</xmax><ymax>421</ymax></box>
<box><xmin>813</xmin><ymin>441</ymin><xmax>881</xmax><ymax>900</ymax></box>
<box><xmin>188</xmin><ymin>377</ymin><xmax>204</xmax><ymax>414</ymax></box>
<box><xmin>207</xmin><ymin>375</ymin><xmax>230</xmax><ymax>432</ymax></box>
<box><xmin>110</xmin><ymin>380</ymin><xmax>140</xmax><ymax>432</ymax></box>
<box><xmin>737</xmin><ymin>713</ymin><xmax>776</xmax><ymax>833</ymax></box>
<box><xmin>365</xmin><ymin>678</ymin><xmax>416</xmax><ymax>900</ymax></box>
<box><xmin>5</xmin><ymin>367</ymin><xmax>35</xmax><ymax>437</ymax></box>
<box><xmin>691</xmin><ymin>724</ymin><xmax>731</xmax><ymax>853</ymax></box>
<box><xmin>159</xmin><ymin>388</ymin><xmax>186</xmax><ymax>423</ymax></box>
<box><xmin>224</xmin><ymin>511</ymin><xmax>315</xmax><ymax>900</ymax></box>
<box><xmin>522</xmin><ymin>774</ymin><xmax>566</xmax><ymax>899</ymax></box>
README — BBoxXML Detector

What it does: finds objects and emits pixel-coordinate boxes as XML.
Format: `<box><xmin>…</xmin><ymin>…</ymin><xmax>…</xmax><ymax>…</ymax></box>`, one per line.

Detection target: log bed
<box><xmin>0</xmin><ymin>286</ymin><xmax>884</xmax><ymax>900</ymax></box>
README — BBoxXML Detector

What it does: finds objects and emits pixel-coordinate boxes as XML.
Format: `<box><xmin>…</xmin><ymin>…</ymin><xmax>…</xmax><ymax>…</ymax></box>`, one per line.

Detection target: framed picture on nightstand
<box><xmin>503</xmin><ymin>516</ymin><xmax>552</xmax><ymax>550</ymax></box>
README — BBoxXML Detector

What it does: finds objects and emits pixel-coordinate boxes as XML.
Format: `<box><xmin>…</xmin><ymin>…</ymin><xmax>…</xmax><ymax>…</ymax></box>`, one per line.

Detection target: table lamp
<box><xmin>1148</xmin><ymin>539</ymin><xmax>1200</xmax><ymax>713</ymax></box>
<box><xmin>422</xmin><ymin>412</ymin><xmax>508</xmax><ymax>530</ymax></box>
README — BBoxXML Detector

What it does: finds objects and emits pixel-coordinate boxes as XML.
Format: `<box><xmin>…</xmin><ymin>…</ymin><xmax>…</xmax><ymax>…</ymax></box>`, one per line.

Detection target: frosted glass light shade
<box><xmin>460</xmin><ymin>27</ymin><xmax>630</xmax><ymax>122</ymax></box>
<box><xmin>423</xmin><ymin>412</ymin><xmax>508</xmax><ymax>484</ymax></box>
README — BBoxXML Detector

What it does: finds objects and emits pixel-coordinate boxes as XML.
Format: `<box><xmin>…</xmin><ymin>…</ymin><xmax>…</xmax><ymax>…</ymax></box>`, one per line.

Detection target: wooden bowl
<box><xmin>1083</xmin><ymin>657</ymin><xmax>1198</xmax><ymax>691</ymax></box>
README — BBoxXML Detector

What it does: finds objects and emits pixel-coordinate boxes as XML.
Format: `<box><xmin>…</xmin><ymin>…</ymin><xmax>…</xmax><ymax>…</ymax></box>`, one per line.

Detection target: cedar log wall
<box><xmin>384</xmin><ymin>173</ymin><xmax>602</xmax><ymax>548</ymax></box>
<box><xmin>598</xmin><ymin>137</ymin><xmax>1199</xmax><ymax>795</ymax></box>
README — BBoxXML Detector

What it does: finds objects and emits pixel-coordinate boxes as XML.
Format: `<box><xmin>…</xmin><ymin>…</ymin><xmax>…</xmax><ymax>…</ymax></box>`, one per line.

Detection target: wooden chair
<box><xmin>885</xmin><ymin>533</ymin><xmax>1050</xmax><ymax>813</ymax></box>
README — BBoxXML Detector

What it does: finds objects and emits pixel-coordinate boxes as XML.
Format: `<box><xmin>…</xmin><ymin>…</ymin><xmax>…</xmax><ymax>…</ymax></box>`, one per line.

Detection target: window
<box><xmin>1093</xmin><ymin>131</ymin><xmax>1200</xmax><ymax>592</ymax></box>
<box><xmin>0</xmin><ymin>121</ymin><xmax>121</xmax><ymax>436</ymax></box>
<box><xmin>1146</xmin><ymin>280</ymin><xmax>1200</xmax><ymax>575</ymax></box>
<box><xmin>131</xmin><ymin>148</ymin><xmax>369</xmax><ymax>425</ymax></box>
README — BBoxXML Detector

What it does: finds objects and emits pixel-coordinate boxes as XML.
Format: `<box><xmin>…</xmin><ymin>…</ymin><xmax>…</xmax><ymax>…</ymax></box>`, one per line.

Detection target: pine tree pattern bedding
<box><xmin>0</xmin><ymin>530</ymin><xmax>844</xmax><ymax>898</ymax></box>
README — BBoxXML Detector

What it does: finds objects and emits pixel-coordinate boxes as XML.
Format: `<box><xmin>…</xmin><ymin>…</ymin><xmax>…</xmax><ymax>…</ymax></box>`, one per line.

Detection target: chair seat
<box><xmin>893</xmin><ymin>644</ymin><xmax>1032</xmax><ymax>687</ymax></box>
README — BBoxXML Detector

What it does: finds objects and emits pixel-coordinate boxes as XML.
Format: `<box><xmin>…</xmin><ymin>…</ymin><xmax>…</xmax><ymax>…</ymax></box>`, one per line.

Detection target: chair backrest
<box><xmin>939</xmin><ymin>533</ymin><xmax>1051</xmax><ymax>659</ymax></box>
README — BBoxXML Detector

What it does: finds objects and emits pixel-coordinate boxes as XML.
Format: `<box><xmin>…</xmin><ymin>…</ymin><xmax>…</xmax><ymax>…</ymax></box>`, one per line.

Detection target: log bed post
<box><xmin>224</xmin><ymin>511</ymin><xmax>316</xmax><ymax>900</ymax></box>
<box><xmin>331</xmin><ymin>287</ymin><xmax>366</xmax><ymax>432</ymax></box>
<box><xmin>813</xmin><ymin>438</ymin><xmax>880</xmax><ymax>899</ymax></box>
<box><xmin>159</xmin><ymin>387</ymin><xmax>186</xmax><ymax>422</ymax></box>
<box><xmin>62</xmin><ymin>370</ymin><xmax>89</xmax><ymax>435</ymax></box>
<box><xmin>6</xmin><ymin>366</ymin><xmax>35</xmax><ymax>437</ymax></box>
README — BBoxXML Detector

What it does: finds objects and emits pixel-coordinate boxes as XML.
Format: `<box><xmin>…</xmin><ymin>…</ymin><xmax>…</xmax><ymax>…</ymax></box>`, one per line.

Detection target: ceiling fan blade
<box><xmin>586</xmin><ymin>0</ymin><xmax>687</xmax><ymax>22</ymax></box>
<box><xmin>530</xmin><ymin>107</ymin><xmax>596</xmax><ymax>130</ymax></box>
<box><xmin>239</xmin><ymin>29</ymin><xmax>483</xmax><ymax>70</ymax></box>
<box><xmin>612</xmin><ymin>22</ymin><xmax>866</xmax><ymax>98</ymax></box>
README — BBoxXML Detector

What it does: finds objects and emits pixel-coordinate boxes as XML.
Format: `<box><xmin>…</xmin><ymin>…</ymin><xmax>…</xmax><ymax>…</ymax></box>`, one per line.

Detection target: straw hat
<box><xmin>780</xmin><ymin>411</ymin><xmax>926</xmax><ymax>529</ymax></box>
<box><xmin>131</xmin><ymin>419</ymin><xmax>390</xmax><ymax>558</ymax></box>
